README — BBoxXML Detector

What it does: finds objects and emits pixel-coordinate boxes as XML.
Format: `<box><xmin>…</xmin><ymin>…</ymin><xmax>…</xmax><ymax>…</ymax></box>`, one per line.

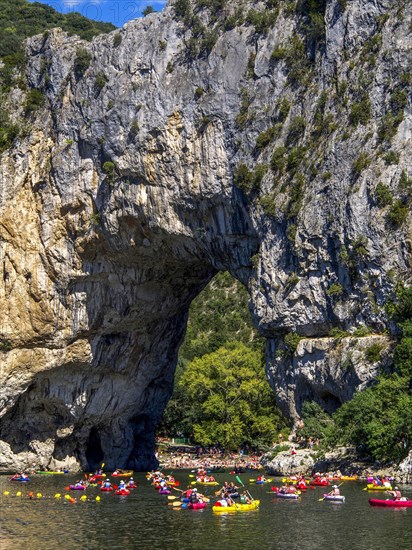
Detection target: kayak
<box><xmin>115</xmin><ymin>489</ymin><xmax>130</xmax><ymax>496</ymax></box>
<box><xmin>213</xmin><ymin>500</ymin><xmax>260</xmax><ymax>513</ymax></box>
<box><xmin>188</xmin><ymin>502</ymin><xmax>207</xmax><ymax>509</ymax></box>
<box><xmin>369</xmin><ymin>498</ymin><xmax>412</xmax><ymax>508</ymax></box>
<box><xmin>100</xmin><ymin>487</ymin><xmax>113</xmax><ymax>492</ymax></box>
<box><xmin>10</xmin><ymin>477</ymin><xmax>30</xmax><ymax>482</ymax></box>
<box><xmin>311</xmin><ymin>481</ymin><xmax>330</xmax><ymax>486</ymax></box>
<box><xmin>112</xmin><ymin>471</ymin><xmax>133</xmax><ymax>477</ymax></box>
<box><xmin>126</xmin><ymin>484</ymin><xmax>138</xmax><ymax>489</ymax></box>
<box><xmin>323</xmin><ymin>494</ymin><xmax>346</xmax><ymax>502</ymax></box>
<box><xmin>341</xmin><ymin>476</ymin><xmax>358</xmax><ymax>481</ymax></box>
<box><xmin>192</xmin><ymin>481</ymin><xmax>219</xmax><ymax>486</ymax></box>
<box><xmin>255</xmin><ymin>479</ymin><xmax>273</xmax><ymax>484</ymax></box>
<box><xmin>275</xmin><ymin>492</ymin><xmax>299</xmax><ymax>499</ymax></box>
<box><xmin>158</xmin><ymin>489</ymin><xmax>171</xmax><ymax>495</ymax></box>
<box><xmin>366</xmin><ymin>484</ymin><xmax>392</xmax><ymax>491</ymax></box>
<box><xmin>69</xmin><ymin>485</ymin><xmax>86</xmax><ymax>490</ymax></box>
<box><xmin>89</xmin><ymin>474</ymin><xmax>106</xmax><ymax>479</ymax></box>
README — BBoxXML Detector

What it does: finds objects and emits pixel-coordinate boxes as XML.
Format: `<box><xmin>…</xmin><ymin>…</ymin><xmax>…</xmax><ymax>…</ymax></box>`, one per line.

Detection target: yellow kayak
<box><xmin>341</xmin><ymin>476</ymin><xmax>358</xmax><ymax>481</ymax></box>
<box><xmin>213</xmin><ymin>500</ymin><xmax>260</xmax><ymax>513</ymax></box>
<box><xmin>112</xmin><ymin>470</ymin><xmax>133</xmax><ymax>477</ymax></box>
<box><xmin>191</xmin><ymin>480</ymin><xmax>219</xmax><ymax>486</ymax></box>
<box><xmin>366</xmin><ymin>484</ymin><xmax>392</xmax><ymax>491</ymax></box>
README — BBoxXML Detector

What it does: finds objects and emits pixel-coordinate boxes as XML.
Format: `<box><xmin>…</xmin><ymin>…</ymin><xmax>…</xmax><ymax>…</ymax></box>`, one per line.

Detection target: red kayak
<box><xmin>115</xmin><ymin>489</ymin><xmax>130</xmax><ymax>496</ymax></box>
<box><xmin>100</xmin><ymin>486</ymin><xmax>113</xmax><ymax>492</ymax></box>
<box><xmin>311</xmin><ymin>481</ymin><xmax>330</xmax><ymax>487</ymax></box>
<box><xmin>188</xmin><ymin>502</ymin><xmax>207</xmax><ymax>509</ymax></box>
<box><xmin>369</xmin><ymin>498</ymin><xmax>412</xmax><ymax>508</ymax></box>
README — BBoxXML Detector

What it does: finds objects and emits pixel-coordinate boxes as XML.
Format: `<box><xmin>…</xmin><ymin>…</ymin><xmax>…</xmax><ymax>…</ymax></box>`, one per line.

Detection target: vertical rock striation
<box><xmin>0</xmin><ymin>0</ymin><xmax>410</xmax><ymax>470</ymax></box>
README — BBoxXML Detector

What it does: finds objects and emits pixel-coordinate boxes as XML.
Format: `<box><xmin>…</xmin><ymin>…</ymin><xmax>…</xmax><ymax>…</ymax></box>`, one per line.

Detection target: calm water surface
<box><xmin>1</xmin><ymin>472</ymin><xmax>411</xmax><ymax>549</ymax></box>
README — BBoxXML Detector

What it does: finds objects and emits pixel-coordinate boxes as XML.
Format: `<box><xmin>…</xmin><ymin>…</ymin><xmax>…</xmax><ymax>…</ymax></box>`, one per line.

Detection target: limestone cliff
<box><xmin>0</xmin><ymin>0</ymin><xmax>411</xmax><ymax>471</ymax></box>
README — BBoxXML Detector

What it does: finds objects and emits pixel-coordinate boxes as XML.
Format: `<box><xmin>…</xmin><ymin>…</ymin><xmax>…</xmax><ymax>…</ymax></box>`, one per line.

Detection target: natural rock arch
<box><xmin>1</xmin><ymin>1</ymin><xmax>410</xmax><ymax>471</ymax></box>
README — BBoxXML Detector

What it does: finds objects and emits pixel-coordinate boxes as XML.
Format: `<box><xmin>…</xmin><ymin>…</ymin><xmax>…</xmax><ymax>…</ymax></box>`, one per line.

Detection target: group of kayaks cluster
<box><xmin>6</xmin><ymin>468</ymin><xmax>138</xmax><ymax>503</ymax></box>
<box><xmin>5</xmin><ymin>470</ymin><xmax>411</xmax><ymax>509</ymax></box>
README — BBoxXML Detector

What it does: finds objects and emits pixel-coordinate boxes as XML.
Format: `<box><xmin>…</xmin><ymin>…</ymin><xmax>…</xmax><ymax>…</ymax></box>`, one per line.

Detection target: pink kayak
<box><xmin>369</xmin><ymin>498</ymin><xmax>412</xmax><ymax>508</ymax></box>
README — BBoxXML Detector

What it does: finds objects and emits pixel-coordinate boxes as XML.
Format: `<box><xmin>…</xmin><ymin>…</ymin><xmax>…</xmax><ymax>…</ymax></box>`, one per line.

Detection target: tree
<box><xmin>180</xmin><ymin>342</ymin><xmax>284</xmax><ymax>450</ymax></box>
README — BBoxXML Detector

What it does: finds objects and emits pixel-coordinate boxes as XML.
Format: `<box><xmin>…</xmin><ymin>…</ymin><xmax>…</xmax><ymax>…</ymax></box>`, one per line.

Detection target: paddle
<box><xmin>168</xmin><ymin>495</ymin><xmax>178</xmax><ymax>500</ymax></box>
<box><xmin>169</xmin><ymin>501</ymin><xmax>182</xmax><ymax>507</ymax></box>
<box><xmin>189</xmin><ymin>475</ymin><xmax>195</xmax><ymax>478</ymax></box>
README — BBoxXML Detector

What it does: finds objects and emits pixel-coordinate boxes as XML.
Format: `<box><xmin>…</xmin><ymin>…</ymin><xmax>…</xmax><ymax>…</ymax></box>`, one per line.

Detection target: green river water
<box><xmin>1</xmin><ymin>472</ymin><xmax>411</xmax><ymax>550</ymax></box>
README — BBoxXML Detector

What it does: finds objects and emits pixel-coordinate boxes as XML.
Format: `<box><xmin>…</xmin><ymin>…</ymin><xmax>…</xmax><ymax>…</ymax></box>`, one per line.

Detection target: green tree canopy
<box><xmin>180</xmin><ymin>342</ymin><xmax>284</xmax><ymax>450</ymax></box>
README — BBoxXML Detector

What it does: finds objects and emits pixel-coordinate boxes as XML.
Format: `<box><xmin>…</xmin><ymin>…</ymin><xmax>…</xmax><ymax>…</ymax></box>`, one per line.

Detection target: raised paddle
<box><xmin>236</xmin><ymin>475</ymin><xmax>254</xmax><ymax>501</ymax></box>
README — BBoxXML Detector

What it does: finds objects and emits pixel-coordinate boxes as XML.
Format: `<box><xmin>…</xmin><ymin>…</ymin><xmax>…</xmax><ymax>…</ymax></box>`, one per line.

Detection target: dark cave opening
<box><xmin>85</xmin><ymin>427</ymin><xmax>104</xmax><ymax>470</ymax></box>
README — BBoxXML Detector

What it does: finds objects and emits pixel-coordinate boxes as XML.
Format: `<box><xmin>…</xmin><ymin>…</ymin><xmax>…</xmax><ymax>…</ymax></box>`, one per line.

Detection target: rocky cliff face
<box><xmin>0</xmin><ymin>0</ymin><xmax>411</xmax><ymax>471</ymax></box>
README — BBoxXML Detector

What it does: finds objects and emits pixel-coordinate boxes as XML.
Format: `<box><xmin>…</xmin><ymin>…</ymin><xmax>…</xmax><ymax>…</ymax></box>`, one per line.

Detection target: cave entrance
<box><xmin>85</xmin><ymin>426</ymin><xmax>104</xmax><ymax>470</ymax></box>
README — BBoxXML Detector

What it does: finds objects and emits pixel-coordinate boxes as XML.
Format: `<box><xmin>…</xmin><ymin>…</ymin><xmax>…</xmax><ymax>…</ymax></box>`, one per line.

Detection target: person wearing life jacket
<box><xmin>103</xmin><ymin>479</ymin><xmax>112</xmax><ymax>488</ymax></box>
<box><xmin>119</xmin><ymin>480</ymin><xmax>126</xmax><ymax>491</ymax></box>
<box><xmin>387</xmin><ymin>487</ymin><xmax>402</xmax><ymax>501</ymax></box>
<box><xmin>190</xmin><ymin>488</ymin><xmax>199</xmax><ymax>504</ymax></box>
<box><xmin>127</xmin><ymin>477</ymin><xmax>135</xmax><ymax>488</ymax></box>
<box><xmin>240</xmin><ymin>491</ymin><xmax>251</xmax><ymax>504</ymax></box>
<box><xmin>329</xmin><ymin>485</ymin><xmax>340</xmax><ymax>496</ymax></box>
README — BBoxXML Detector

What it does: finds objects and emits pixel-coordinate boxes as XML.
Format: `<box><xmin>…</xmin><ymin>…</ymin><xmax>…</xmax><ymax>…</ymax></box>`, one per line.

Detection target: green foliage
<box><xmin>297</xmin><ymin>401</ymin><xmax>334</xmax><ymax>442</ymax></box>
<box><xmin>387</xmin><ymin>199</ymin><xmax>408</xmax><ymax>228</ymax></box>
<box><xmin>24</xmin><ymin>88</ymin><xmax>44</xmax><ymax>115</ymax></box>
<box><xmin>375</xmin><ymin>182</ymin><xmax>393</xmax><ymax>208</ymax></box>
<box><xmin>194</xmin><ymin>87</ymin><xmax>204</xmax><ymax>99</ymax></box>
<box><xmin>286</xmin><ymin>115</ymin><xmax>306</xmax><ymax>145</ymax></box>
<box><xmin>74</xmin><ymin>47</ymin><xmax>92</xmax><ymax>79</ymax></box>
<box><xmin>0</xmin><ymin>0</ymin><xmax>114</xmax><ymax>60</ymax></box>
<box><xmin>0</xmin><ymin>108</ymin><xmax>19</xmax><ymax>153</ymax></box>
<box><xmin>179</xmin><ymin>272</ymin><xmax>262</xmax><ymax>363</ymax></box>
<box><xmin>94</xmin><ymin>71</ymin><xmax>107</xmax><ymax>91</ymax></box>
<box><xmin>159</xmin><ymin>272</ymin><xmax>286</xmax><ymax>448</ymax></box>
<box><xmin>178</xmin><ymin>342</ymin><xmax>283</xmax><ymax>449</ymax></box>
<box><xmin>326</xmin><ymin>282</ymin><xmax>343</xmax><ymax>297</ymax></box>
<box><xmin>271</xmin><ymin>146</ymin><xmax>287</xmax><ymax>175</ymax></box>
<box><xmin>383</xmin><ymin>150</ymin><xmax>399</xmax><ymax>165</ymax></box>
<box><xmin>284</xmin><ymin>332</ymin><xmax>302</xmax><ymax>354</ymax></box>
<box><xmin>271</xmin><ymin>33</ymin><xmax>312</xmax><ymax>86</ymax></box>
<box><xmin>255</xmin><ymin>126</ymin><xmax>280</xmax><ymax>150</ymax></box>
<box><xmin>233</xmin><ymin>163</ymin><xmax>267</xmax><ymax>193</ymax></box>
<box><xmin>174</xmin><ymin>0</ymin><xmax>191</xmax><ymax>19</ymax></box>
<box><xmin>0</xmin><ymin>338</ymin><xmax>12</xmax><ymax>351</ymax></box>
<box><xmin>327</xmin><ymin>286</ymin><xmax>412</xmax><ymax>463</ymax></box>
<box><xmin>349</xmin><ymin>97</ymin><xmax>371</xmax><ymax>126</ymax></box>
<box><xmin>235</xmin><ymin>88</ymin><xmax>252</xmax><ymax>128</ymax></box>
<box><xmin>245</xmin><ymin>8</ymin><xmax>278</xmax><ymax>34</ymax></box>
<box><xmin>352</xmin><ymin>153</ymin><xmax>370</xmax><ymax>177</ymax></box>
<box><xmin>365</xmin><ymin>343</ymin><xmax>384</xmax><ymax>363</ymax></box>
<box><xmin>113</xmin><ymin>33</ymin><xmax>122</xmax><ymax>47</ymax></box>
<box><xmin>142</xmin><ymin>6</ymin><xmax>156</xmax><ymax>16</ymax></box>
<box><xmin>277</xmin><ymin>98</ymin><xmax>291</xmax><ymax>122</ymax></box>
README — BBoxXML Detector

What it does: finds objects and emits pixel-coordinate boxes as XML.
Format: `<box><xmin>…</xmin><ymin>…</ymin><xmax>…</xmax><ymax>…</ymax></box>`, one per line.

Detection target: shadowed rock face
<box><xmin>0</xmin><ymin>0</ymin><xmax>411</xmax><ymax>471</ymax></box>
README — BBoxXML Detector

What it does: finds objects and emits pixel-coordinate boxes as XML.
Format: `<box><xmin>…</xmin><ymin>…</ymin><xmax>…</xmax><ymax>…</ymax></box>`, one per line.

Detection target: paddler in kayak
<box><xmin>103</xmin><ymin>479</ymin><xmax>112</xmax><ymax>489</ymax></box>
<box><xmin>327</xmin><ymin>485</ymin><xmax>341</xmax><ymax>497</ymax></box>
<box><xmin>119</xmin><ymin>480</ymin><xmax>126</xmax><ymax>491</ymax></box>
<box><xmin>387</xmin><ymin>487</ymin><xmax>402</xmax><ymax>501</ymax></box>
